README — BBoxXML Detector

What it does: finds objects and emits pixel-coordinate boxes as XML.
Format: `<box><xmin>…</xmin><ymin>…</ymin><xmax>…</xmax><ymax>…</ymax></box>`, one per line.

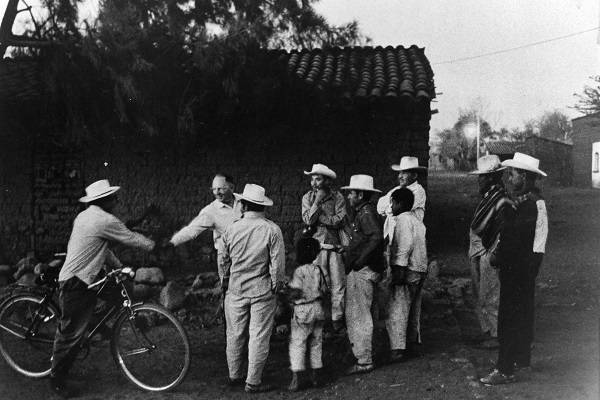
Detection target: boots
<box><xmin>287</xmin><ymin>371</ymin><xmax>303</xmax><ymax>392</ymax></box>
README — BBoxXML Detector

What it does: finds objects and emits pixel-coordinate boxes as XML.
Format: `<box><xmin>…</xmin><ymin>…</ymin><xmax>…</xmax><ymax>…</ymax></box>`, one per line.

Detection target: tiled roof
<box><xmin>274</xmin><ymin>45</ymin><xmax>435</xmax><ymax>104</ymax></box>
<box><xmin>484</xmin><ymin>140</ymin><xmax>525</xmax><ymax>155</ymax></box>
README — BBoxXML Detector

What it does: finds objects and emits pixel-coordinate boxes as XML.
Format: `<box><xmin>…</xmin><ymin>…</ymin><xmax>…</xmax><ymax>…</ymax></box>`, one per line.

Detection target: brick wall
<box><xmin>523</xmin><ymin>136</ymin><xmax>572</xmax><ymax>186</ymax></box>
<box><xmin>0</xmin><ymin>107</ymin><xmax>431</xmax><ymax>272</ymax></box>
<box><xmin>572</xmin><ymin>113</ymin><xmax>600</xmax><ymax>187</ymax></box>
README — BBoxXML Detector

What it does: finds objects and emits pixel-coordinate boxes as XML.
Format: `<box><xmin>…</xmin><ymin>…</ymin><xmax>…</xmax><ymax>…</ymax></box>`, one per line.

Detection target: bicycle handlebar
<box><xmin>87</xmin><ymin>267</ymin><xmax>135</xmax><ymax>289</ymax></box>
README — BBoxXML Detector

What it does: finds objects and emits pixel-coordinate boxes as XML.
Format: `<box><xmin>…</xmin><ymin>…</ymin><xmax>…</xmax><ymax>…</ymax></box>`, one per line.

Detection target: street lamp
<box><xmin>463</xmin><ymin>117</ymin><xmax>481</xmax><ymax>160</ymax></box>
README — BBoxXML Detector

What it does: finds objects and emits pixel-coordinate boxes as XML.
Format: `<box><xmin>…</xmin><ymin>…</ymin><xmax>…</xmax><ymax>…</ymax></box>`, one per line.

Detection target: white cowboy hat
<box><xmin>303</xmin><ymin>163</ymin><xmax>337</xmax><ymax>179</ymax></box>
<box><xmin>501</xmin><ymin>152</ymin><xmax>547</xmax><ymax>177</ymax></box>
<box><xmin>79</xmin><ymin>180</ymin><xmax>120</xmax><ymax>203</ymax></box>
<box><xmin>469</xmin><ymin>155</ymin><xmax>506</xmax><ymax>175</ymax></box>
<box><xmin>234</xmin><ymin>183</ymin><xmax>274</xmax><ymax>206</ymax></box>
<box><xmin>341</xmin><ymin>174</ymin><xmax>382</xmax><ymax>193</ymax></box>
<box><xmin>391</xmin><ymin>156</ymin><xmax>427</xmax><ymax>171</ymax></box>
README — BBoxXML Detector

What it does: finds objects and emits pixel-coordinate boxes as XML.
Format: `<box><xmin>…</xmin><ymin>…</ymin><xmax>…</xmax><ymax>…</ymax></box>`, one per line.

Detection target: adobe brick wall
<box><xmin>0</xmin><ymin>109</ymin><xmax>431</xmax><ymax>273</ymax></box>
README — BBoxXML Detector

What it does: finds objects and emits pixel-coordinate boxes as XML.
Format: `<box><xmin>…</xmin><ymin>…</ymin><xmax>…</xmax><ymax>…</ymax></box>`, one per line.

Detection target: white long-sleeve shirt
<box><xmin>389</xmin><ymin>211</ymin><xmax>428</xmax><ymax>273</ymax></box>
<box><xmin>170</xmin><ymin>198</ymin><xmax>242</xmax><ymax>253</ymax></box>
<box><xmin>59</xmin><ymin>205</ymin><xmax>155</xmax><ymax>285</ymax></box>
<box><xmin>377</xmin><ymin>181</ymin><xmax>426</xmax><ymax>241</ymax></box>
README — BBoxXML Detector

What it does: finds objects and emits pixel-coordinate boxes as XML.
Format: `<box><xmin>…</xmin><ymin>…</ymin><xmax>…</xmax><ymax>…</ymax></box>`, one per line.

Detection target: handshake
<box><xmin>150</xmin><ymin>239</ymin><xmax>176</xmax><ymax>258</ymax></box>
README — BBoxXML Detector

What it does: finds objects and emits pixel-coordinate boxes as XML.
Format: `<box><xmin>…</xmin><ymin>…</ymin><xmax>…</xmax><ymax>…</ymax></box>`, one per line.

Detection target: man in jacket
<box><xmin>480</xmin><ymin>153</ymin><xmax>548</xmax><ymax>385</ymax></box>
<box><xmin>301</xmin><ymin>164</ymin><xmax>347</xmax><ymax>334</ymax></box>
<box><xmin>341</xmin><ymin>175</ymin><xmax>385</xmax><ymax>375</ymax></box>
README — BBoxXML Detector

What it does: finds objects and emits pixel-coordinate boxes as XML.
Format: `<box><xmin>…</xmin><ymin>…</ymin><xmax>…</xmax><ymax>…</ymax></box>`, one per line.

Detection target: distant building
<box><xmin>572</xmin><ymin>112</ymin><xmax>600</xmax><ymax>188</ymax></box>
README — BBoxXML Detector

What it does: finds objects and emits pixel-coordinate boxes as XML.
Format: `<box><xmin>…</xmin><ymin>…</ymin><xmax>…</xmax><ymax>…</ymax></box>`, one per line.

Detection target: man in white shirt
<box><xmin>385</xmin><ymin>188</ymin><xmax>428</xmax><ymax>363</ymax></box>
<box><xmin>50</xmin><ymin>180</ymin><xmax>155</xmax><ymax>399</ymax></box>
<box><xmin>168</xmin><ymin>174</ymin><xmax>242</xmax><ymax>284</ymax></box>
<box><xmin>221</xmin><ymin>184</ymin><xmax>285</xmax><ymax>393</ymax></box>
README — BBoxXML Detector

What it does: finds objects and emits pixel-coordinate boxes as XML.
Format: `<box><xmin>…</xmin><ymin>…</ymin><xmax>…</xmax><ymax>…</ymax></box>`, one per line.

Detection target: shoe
<box><xmin>480</xmin><ymin>369</ymin><xmax>517</xmax><ymax>385</ymax></box>
<box><xmin>228</xmin><ymin>377</ymin><xmax>245</xmax><ymax>387</ymax></box>
<box><xmin>49</xmin><ymin>378</ymin><xmax>72</xmax><ymax>399</ymax></box>
<box><xmin>476</xmin><ymin>338</ymin><xmax>499</xmax><ymax>350</ymax></box>
<box><xmin>245</xmin><ymin>383</ymin><xmax>275</xmax><ymax>393</ymax></box>
<box><xmin>389</xmin><ymin>349</ymin><xmax>409</xmax><ymax>363</ymax></box>
<box><xmin>345</xmin><ymin>363</ymin><xmax>375</xmax><ymax>375</ymax></box>
<box><xmin>514</xmin><ymin>363</ymin><xmax>532</xmax><ymax>372</ymax></box>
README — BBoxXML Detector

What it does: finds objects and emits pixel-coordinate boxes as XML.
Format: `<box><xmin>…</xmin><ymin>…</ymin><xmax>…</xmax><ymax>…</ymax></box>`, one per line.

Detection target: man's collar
<box><xmin>243</xmin><ymin>211</ymin><xmax>265</xmax><ymax>219</ymax></box>
<box><xmin>215</xmin><ymin>197</ymin><xmax>238</xmax><ymax>209</ymax></box>
<box><xmin>354</xmin><ymin>201</ymin><xmax>370</xmax><ymax>212</ymax></box>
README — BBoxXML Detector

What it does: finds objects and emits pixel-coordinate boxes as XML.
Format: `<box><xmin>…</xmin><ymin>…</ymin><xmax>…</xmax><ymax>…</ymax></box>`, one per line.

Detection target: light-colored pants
<box><xmin>470</xmin><ymin>252</ymin><xmax>500</xmax><ymax>337</ymax></box>
<box><xmin>289</xmin><ymin>303</ymin><xmax>324</xmax><ymax>371</ymax></box>
<box><xmin>386</xmin><ymin>270</ymin><xmax>425</xmax><ymax>350</ymax></box>
<box><xmin>224</xmin><ymin>291</ymin><xmax>276</xmax><ymax>385</ymax></box>
<box><xmin>345</xmin><ymin>267</ymin><xmax>379</xmax><ymax>364</ymax></box>
<box><xmin>317</xmin><ymin>249</ymin><xmax>345</xmax><ymax>322</ymax></box>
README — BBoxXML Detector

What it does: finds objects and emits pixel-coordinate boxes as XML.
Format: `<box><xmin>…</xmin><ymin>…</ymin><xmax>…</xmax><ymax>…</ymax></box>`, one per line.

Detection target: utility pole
<box><xmin>476</xmin><ymin>114</ymin><xmax>481</xmax><ymax>160</ymax></box>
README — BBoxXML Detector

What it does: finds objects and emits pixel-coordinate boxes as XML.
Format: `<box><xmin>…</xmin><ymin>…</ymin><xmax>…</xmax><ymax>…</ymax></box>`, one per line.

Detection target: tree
<box><xmin>1</xmin><ymin>0</ymin><xmax>367</xmax><ymax>145</ymax></box>
<box><xmin>513</xmin><ymin>110</ymin><xmax>572</xmax><ymax>143</ymax></box>
<box><xmin>574</xmin><ymin>75</ymin><xmax>600</xmax><ymax>115</ymax></box>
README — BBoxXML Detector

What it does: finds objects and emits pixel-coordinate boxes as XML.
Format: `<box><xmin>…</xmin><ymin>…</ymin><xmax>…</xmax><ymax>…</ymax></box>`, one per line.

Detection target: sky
<box><xmin>314</xmin><ymin>0</ymin><xmax>600</xmax><ymax>133</ymax></box>
<box><xmin>1</xmin><ymin>0</ymin><xmax>598</xmax><ymax>134</ymax></box>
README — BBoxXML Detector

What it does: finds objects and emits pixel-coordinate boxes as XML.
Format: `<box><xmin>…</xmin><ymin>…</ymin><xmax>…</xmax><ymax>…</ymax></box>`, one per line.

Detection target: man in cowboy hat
<box><xmin>468</xmin><ymin>155</ymin><xmax>514</xmax><ymax>351</ymax></box>
<box><xmin>220</xmin><ymin>184</ymin><xmax>285</xmax><ymax>393</ymax></box>
<box><xmin>167</xmin><ymin>173</ymin><xmax>242</xmax><ymax>285</ymax></box>
<box><xmin>301</xmin><ymin>163</ymin><xmax>347</xmax><ymax>334</ymax></box>
<box><xmin>376</xmin><ymin>156</ymin><xmax>427</xmax><ymax>356</ymax></box>
<box><xmin>480</xmin><ymin>153</ymin><xmax>548</xmax><ymax>385</ymax></box>
<box><xmin>341</xmin><ymin>175</ymin><xmax>385</xmax><ymax>375</ymax></box>
<box><xmin>50</xmin><ymin>180</ymin><xmax>156</xmax><ymax>398</ymax></box>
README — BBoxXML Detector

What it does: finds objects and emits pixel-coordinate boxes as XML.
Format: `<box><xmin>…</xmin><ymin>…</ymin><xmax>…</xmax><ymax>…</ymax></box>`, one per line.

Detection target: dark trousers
<box><xmin>496</xmin><ymin>253</ymin><xmax>542</xmax><ymax>375</ymax></box>
<box><xmin>50</xmin><ymin>276</ymin><xmax>97</xmax><ymax>380</ymax></box>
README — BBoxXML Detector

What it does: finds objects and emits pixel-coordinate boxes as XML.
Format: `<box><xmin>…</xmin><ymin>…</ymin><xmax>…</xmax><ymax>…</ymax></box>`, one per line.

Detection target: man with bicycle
<box><xmin>50</xmin><ymin>180</ymin><xmax>156</xmax><ymax>399</ymax></box>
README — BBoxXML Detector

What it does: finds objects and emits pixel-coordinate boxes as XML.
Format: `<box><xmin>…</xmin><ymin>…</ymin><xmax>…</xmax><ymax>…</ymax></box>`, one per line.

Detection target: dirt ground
<box><xmin>0</xmin><ymin>171</ymin><xmax>598</xmax><ymax>400</ymax></box>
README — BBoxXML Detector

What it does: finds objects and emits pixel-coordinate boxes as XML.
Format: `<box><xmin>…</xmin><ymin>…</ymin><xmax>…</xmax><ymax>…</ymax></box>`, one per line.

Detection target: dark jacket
<box><xmin>345</xmin><ymin>202</ymin><xmax>384</xmax><ymax>273</ymax></box>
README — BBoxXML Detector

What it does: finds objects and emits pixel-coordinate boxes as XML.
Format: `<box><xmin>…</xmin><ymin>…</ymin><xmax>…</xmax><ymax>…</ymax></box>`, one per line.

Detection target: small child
<box><xmin>283</xmin><ymin>237</ymin><xmax>329</xmax><ymax>391</ymax></box>
<box><xmin>386</xmin><ymin>187</ymin><xmax>428</xmax><ymax>363</ymax></box>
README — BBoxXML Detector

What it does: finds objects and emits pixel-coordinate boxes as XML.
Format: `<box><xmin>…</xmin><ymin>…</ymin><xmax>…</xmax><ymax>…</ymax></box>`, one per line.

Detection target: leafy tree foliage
<box><xmin>1</xmin><ymin>0</ymin><xmax>367</xmax><ymax>145</ymax></box>
<box><xmin>574</xmin><ymin>75</ymin><xmax>600</xmax><ymax>115</ymax></box>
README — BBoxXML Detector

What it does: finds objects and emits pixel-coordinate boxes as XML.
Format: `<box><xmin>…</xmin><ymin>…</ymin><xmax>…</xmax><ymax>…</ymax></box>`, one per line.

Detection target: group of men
<box><xmin>47</xmin><ymin>151</ymin><xmax>547</xmax><ymax>398</ymax></box>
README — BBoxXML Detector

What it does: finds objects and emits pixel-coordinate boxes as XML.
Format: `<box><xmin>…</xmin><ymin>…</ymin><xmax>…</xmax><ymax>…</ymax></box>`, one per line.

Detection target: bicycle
<box><xmin>0</xmin><ymin>255</ymin><xmax>191</xmax><ymax>392</ymax></box>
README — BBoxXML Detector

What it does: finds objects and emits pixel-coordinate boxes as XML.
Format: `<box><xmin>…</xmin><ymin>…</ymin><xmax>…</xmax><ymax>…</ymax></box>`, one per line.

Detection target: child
<box><xmin>385</xmin><ymin>188</ymin><xmax>428</xmax><ymax>363</ymax></box>
<box><xmin>283</xmin><ymin>237</ymin><xmax>329</xmax><ymax>391</ymax></box>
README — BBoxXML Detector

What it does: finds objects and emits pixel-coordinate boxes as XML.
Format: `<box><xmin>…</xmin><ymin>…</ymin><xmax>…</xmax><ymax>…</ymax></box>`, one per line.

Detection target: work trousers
<box><xmin>345</xmin><ymin>267</ymin><xmax>379</xmax><ymax>365</ymax></box>
<box><xmin>496</xmin><ymin>253</ymin><xmax>542</xmax><ymax>375</ymax></box>
<box><xmin>470</xmin><ymin>251</ymin><xmax>500</xmax><ymax>337</ymax></box>
<box><xmin>225</xmin><ymin>291</ymin><xmax>276</xmax><ymax>385</ymax></box>
<box><xmin>316</xmin><ymin>249</ymin><xmax>345</xmax><ymax>322</ymax></box>
<box><xmin>386</xmin><ymin>270</ymin><xmax>425</xmax><ymax>350</ymax></box>
<box><xmin>51</xmin><ymin>277</ymin><xmax>97</xmax><ymax>379</ymax></box>
<box><xmin>288</xmin><ymin>303</ymin><xmax>324</xmax><ymax>371</ymax></box>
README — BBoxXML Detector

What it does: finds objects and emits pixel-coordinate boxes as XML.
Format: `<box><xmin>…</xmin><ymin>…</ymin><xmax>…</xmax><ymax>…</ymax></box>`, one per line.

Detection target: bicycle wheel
<box><xmin>0</xmin><ymin>294</ymin><xmax>59</xmax><ymax>378</ymax></box>
<box><xmin>111</xmin><ymin>303</ymin><xmax>190</xmax><ymax>391</ymax></box>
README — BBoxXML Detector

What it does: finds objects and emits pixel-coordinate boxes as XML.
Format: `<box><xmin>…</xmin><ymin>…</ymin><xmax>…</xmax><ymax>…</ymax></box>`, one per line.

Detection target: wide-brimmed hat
<box><xmin>341</xmin><ymin>174</ymin><xmax>381</xmax><ymax>193</ymax></box>
<box><xmin>391</xmin><ymin>156</ymin><xmax>427</xmax><ymax>172</ymax></box>
<box><xmin>501</xmin><ymin>152</ymin><xmax>547</xmax><ymax>177</ymax></box>
<box><xmin>303</xmin><ymin>163</ymin><xmax>336</xmax><ymax>179</ymax></box>
<box><xmin>234</xmin><ymin>184</ymin><xmax>274</xmax><ymax>206</ymax></box>
<box><xmin>79</xmin><ymin>180</ymin><xmax>120</xmax><ymax>203</ymax></box>
<box><xmin>469</xmin><ymin>155</ymin><xmax>506</xmax><ymax>175</ymax></box>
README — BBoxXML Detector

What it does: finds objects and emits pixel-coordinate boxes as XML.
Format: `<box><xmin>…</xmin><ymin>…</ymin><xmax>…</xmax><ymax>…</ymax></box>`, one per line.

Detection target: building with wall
<box><xmin>572</xmin><ymin>112</ymin><xmax>600</xmax><ymax>188</ymax></box>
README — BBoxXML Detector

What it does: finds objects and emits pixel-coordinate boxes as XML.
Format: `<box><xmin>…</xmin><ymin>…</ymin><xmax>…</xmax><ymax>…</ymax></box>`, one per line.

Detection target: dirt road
<box><xmin>0</xmin><ymin>172</ymin><xmax>598</xmax><ymax>400</ymax></box>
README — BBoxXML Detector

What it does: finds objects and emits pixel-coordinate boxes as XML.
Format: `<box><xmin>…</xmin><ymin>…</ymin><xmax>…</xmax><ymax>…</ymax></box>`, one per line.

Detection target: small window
<box><xmin>594</xmin><ymin>152</ymin><xmax>600</xmax><ymax>173</ymax></box>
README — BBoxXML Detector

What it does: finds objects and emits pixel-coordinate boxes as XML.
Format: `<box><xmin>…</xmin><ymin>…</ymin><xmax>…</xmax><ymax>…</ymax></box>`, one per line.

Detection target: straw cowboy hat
<box><xmin>79</xmin><ymin>180</ymin><xmax>120</xmax><ymax>203</ymax></box>
<box><xmin>501</xmin><ymin>152</ymin><xmax>547</xmax><ymax>177</ymax></box>
<box><xmin>341</xmin><ymin>174</ymin><xmax>382</xmax><ymax>193</ymax></box>
<box><xmin>303</xmin><ymin>163</ymin><xmax>337</xmax><ymax>179</ymax></box>
<box><xmin>233</xmin><ymin>183</ymin><xmax>274</xmax><ymax>206</ymax></box>
<box><xmin>469</xmin><ymin>155</ymin><xmax>506</xmax><ymax>175</ymax></box>
<box><xmin>391</xmin><ymin>156</ymin><xmax>427</xmax><ymax>172</ymax></box>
